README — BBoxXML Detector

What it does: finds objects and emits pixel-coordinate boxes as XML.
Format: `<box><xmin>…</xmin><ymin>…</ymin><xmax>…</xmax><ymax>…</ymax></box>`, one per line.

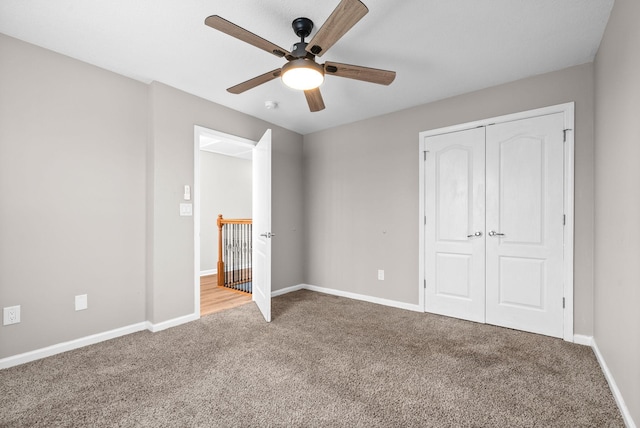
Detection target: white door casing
<box><xmin>485</xmin><ymin>113</ymin><xmax>565</xmax><ymax>337</ymax></box>
<box><xmin>419</xmin><ymin>103</ymin><xmax>575</xmax><ymax>341</ymax></box>
<box><xmin>425</xmin><ymin>127</ymin><xmax>486</xmax><ymax>323</ymax></box>
<box><xmin>252</xmin><ymin>129</ymin><xmax>272</xmax><ymax>322</ymax></box>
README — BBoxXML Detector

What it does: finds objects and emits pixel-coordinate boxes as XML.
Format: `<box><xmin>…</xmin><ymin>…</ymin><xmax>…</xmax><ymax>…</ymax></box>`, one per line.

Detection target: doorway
<box><xmin>418</xmin><ymin>103</ymin><xmax>575</xmax><ymax>341</ymax></box>
<box><xmin>193</xmin><ymin>126</ymin><xmax>273</xmax><ymax>321</ymax></box>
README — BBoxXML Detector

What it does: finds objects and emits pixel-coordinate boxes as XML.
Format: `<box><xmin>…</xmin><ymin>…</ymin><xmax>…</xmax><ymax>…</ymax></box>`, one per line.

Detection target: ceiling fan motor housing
<box><xmin>291</xmin><ymin>42</ymin><xmax>313</xmax><ymax>59</ymax></box>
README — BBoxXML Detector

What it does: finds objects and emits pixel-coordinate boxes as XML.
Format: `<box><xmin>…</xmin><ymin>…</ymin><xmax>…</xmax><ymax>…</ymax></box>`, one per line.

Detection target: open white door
<box><xmin>252</xmin><ymin>129</ymin><xmax>272</xmax><ymax>322</ymax></box>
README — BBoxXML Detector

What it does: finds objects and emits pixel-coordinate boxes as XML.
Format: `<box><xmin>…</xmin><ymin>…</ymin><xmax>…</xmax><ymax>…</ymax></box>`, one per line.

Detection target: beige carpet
<box><xmin>0</xmin><ymin>290</ymin><xmax>624</xmax><ymax>427</ymax></box>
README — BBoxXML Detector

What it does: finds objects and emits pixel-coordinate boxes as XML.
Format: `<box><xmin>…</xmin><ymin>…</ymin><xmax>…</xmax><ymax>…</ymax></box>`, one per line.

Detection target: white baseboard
<box><xmin>200</xmin><ymin>269</ymin><xmax>217</xmax><ymax>276</ymax></box>
<box><xmin>573</xmin><ymin>334</ymin><xmax>593</xmax><ymax>346</ymax></box>
<box><xmin>146</xmin><ymin>313</ymin><xmax>200</xmax><ymax>333</ymax></box>
<box><xmin>271</xmin><ymin>284</ymin><xmax>305</xmax><ymax>297</ymax></box>
<box><xmin>592</xmin><ymin>339</ymin><xmax>637</xmax><ymax>428</ymax></box>
<box><xmin>273</xmin><ymin>283</ymin><xmax>422</xmax><ymax>312</ymax></box>
<box><xmin>0</xmin><ymin>322</ymin><xmax>147</xmax><ymax>370</ymax></box>
<box><xmin>0</xmin><ymin>312</ymin><xmax>202</xmax><ymax>369</ymax></box>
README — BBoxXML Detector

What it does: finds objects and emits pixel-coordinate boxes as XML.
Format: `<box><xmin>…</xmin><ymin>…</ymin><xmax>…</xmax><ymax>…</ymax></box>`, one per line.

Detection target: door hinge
<box><xmin>563</xmin><ymin>129</ymin><xmax>572</xmax><ymax>142</ymax></box>
<box><xmin>424</xmin><ymin>215</ymin><xmax>426</xmax><ymax>225</ymax></box>
<box><xmin>563</xmin><ymin>214</ymin><xmax>566</xmax><ymax>225</ymax></box>
<box><xmin>562</xmin><ymin>297</ymin><xmax>565</xmax><ymax>308</ymax></box>
<box><xmin>424</xmin><ymin>279</ymin><xmax>426</xmax><ymax>289</ymax></box>
<box><xmin>424</xmin><ymin>151</ymin><xmax>428</xmax><ymax>161</ymax></box>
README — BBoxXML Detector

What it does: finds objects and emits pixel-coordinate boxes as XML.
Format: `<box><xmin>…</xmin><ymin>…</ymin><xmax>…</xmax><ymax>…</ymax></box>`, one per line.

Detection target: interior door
<box><xmin>485</xmin><ymin>114</ymin><xmax>565</xmax><ymax>337</ymax></box>
<box><xmin>252</xmin><ymin>129</ymin><xmax>272</xmax><ymax>322</ymax></box>
<box><xmin>425</xmin><ymin>127</ymin><xmax>486</xmax><ymax>323</ymax></box>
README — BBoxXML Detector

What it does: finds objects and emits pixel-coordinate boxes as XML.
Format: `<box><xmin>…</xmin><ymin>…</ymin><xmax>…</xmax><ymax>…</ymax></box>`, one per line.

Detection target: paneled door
<box><xmin>425</xmin><ymin>127</ymin><xmax>486</xmax><ymax>323</ymax></box>
<box><xmin>424</xmin><ymin>112</ymin><xmax>566</xmax><ymax>338</ymax></box>
<box><xmin>252</xmin><ymin>129</ymin><xmax>272</xmax><ymax>322</ymax></box>
<box><xmin>485</xmin><ymin>113</ymin><xmax>565</xmax><ymax>337</ymax></box>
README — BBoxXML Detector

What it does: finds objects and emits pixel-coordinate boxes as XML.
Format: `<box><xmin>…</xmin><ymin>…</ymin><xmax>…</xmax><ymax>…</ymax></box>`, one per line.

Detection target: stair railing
<box><xmin>217</xmin><ymin>214</ymin><xmax>253</xmax><ymax>293</ymax></box>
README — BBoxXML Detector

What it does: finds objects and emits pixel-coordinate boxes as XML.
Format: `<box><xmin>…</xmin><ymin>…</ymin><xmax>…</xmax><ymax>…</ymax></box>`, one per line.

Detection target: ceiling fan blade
<box><xmin>305</xmin><ymin>0</ymin><xmax>368</xmax><ymax>57</ymax></box>
<box><xmin>324</xmin><ymin>61</ymin><xmax>396</xmax><ymax>85</ymax></box>
<box><xmin>304</xmin><ymin>88</ymin><xmax>326</xmax><ymax>112</ymax></box>
<box><xmin>227</xmin><ymin>69</ymin><xmax>282</xmax><ymax>94</ymax></box>
<box><xmin>205</xmin><ymin>15</ymin><xmax>291</xmax><ymax>58</ymax></box>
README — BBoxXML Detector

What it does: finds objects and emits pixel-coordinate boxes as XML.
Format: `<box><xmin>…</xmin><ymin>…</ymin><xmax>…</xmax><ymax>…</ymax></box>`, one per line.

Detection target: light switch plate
<box><xmin>180</xmin><ymin>203</ymin><xmax>193</xmax><ymax>216</ymax></box>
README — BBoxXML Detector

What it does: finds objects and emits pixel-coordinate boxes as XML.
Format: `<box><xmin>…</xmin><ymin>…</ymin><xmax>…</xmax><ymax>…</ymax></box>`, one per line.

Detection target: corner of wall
<box><xmin>145</xmin><ymin>82</ymin><xmax>156</xmax><ymax>323</ymax></box>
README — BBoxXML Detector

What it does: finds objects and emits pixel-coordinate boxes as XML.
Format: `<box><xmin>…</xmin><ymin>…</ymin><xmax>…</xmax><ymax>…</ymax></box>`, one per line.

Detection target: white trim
<box><xmin>0</xmin><ymin>322</ymin><xmax>147</xmax><ymax>369</ymax></box>
<box><xmin>562</xmin><ymin>105</ymin><xmax>575</xmax><ymax>342</ymax></box>
<box><xmin>592</xmin><ymin>339</ymin><xmax>637</xmax><ymax>428</ymax></box>
<box><xmin>194</xmin><ymin>127</ymin><xmax>202</xmax><ymax>318</ymax></box>
<box><xmin>271</xmin><ymin>284</ymin><xmax>305</xmax><ymax>297</ymax></box>
<box><xmin>273</xmin><ymin>284</ymin><xmax>422</xmax><ymax>312</ymax></box>
<box><xmin>1</xmin><ymin>311</ymin><xmax>202</xmax><ymax>369</ymax></box>
<box><xmin>146</xmin><ymin>313</ymin><xmax>199</xmax><ymax>333</ymax></box>
<box><xmin>418</xmin><ymin>103</ymin><xmax>575</xmax><ymax>138</ymax></box>
<box><xmin>200</xmin><ymin>268</ymin><xmax>217</xmax><ymax>277</ymax></box>
<box><xmin>573</xmin><ymin>334</ymin><xmax>593</xmax><ymax>346</ymax></box>
<box><xmin>418</xmin><ymin>102</ymin><xmax>575</xmax><ymax>341</ymax></box>
<box><xmin>418</xmin><ymin>133</ymin><xmax>426</xmax><ymax>313</ymax></box>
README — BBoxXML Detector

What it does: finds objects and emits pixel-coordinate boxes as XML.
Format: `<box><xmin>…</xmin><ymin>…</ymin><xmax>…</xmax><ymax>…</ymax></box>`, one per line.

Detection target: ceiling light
<box><xmin>281</xmin><ymin>59</ymin><xmax>324</xmax><ymax>91</ymax></box>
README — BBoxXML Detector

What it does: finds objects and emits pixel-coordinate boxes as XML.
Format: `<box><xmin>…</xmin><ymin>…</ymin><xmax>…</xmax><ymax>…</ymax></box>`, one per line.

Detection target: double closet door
<box><xmin>424</xmin><ymin>113</ymin><xmax>565</xmax><ymax>338</ymax></box>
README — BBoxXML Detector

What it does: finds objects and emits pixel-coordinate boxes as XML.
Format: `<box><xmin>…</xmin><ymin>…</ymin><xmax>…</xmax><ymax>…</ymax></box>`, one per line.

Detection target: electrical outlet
<box><xmin>378</xmin><ymin>270</ymin><xmax>385</xmax><ymax>281</ymax></box>
<box><xmin>3</xmin><ymin>305</ymin><xmax>21</xmax><ymax>325</ymax></box>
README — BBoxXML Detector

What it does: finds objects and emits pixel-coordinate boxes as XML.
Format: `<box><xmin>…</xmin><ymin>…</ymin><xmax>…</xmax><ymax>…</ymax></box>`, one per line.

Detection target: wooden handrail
<box><xmin>217</xmin><ymin>214</ymin><xmax>252</xmax><ymax>288</ymax></box>
<box><xmin>218</xmin><ymin>216</ymin><xmax>252</xmax><ymax>226</ymax></box>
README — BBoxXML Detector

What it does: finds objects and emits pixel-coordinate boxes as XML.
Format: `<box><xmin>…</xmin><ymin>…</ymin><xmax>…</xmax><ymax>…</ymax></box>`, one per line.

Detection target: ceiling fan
<box><xmin>204</xmin><ymin>0</ymin><xmax>396</xmax><ymax>112</ymax></box>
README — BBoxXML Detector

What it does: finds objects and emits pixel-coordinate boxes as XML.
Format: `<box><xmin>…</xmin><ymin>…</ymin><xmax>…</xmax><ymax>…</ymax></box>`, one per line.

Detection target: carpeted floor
<box><xmin>0</xmin><ymin>290</ymin><xmax>624</xmax><ymax>427</ymax></box>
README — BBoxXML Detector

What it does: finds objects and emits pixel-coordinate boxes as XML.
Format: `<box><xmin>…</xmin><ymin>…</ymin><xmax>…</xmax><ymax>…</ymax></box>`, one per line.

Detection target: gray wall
<box><xmin>304</xmin><ymin>63</ymin><xmax>596</xmax><ymax>335</ymax></box>
<box><xmin>0</xmin><ymin>34</ymin><xmax>147</xmax><ymax>358</ymax></box>
<box><xmin>594</xmin><ymin>0</ymin><xmax>640</xmax><ymax>423</ymax></box>
<box><xmin>200</xmin><ymin>152</ymin><xmax>252</xmax><ymax>272</ymax></box>
<box><xmin>0</xmin><ymin>34</ymin><xmax>305</xmax><ymax>357</ymax></box>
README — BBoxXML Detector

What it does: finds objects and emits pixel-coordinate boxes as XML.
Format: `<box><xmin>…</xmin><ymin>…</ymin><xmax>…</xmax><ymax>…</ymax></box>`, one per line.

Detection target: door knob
<box><xmin>467</xmin><ymin>231</ymin><xmax>483</xmax><ymax>238</ymax></box>
<box><xmin>260</xmin><ymin>232</ymin><xmax>275</xmax><ymax>238</ymax></box>
<box><xmin>488</xmin><ymin>230</ymin><xmax>505</xmax><ymax>237</ymax></box>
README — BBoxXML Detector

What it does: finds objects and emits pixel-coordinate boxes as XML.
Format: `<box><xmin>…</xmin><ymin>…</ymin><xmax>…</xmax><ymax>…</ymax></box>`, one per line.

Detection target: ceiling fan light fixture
<box><xmin>281</xmin><ymin>59</ymin><xmax>324</xmax><ymax>90</ymax></box>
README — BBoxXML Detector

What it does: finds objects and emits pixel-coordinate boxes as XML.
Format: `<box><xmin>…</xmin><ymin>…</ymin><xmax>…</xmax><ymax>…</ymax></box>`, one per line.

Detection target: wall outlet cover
<box><xmin>75</xmin><ymin>294</ymin><xmax>88</xmax><ymax>311</ymax></box>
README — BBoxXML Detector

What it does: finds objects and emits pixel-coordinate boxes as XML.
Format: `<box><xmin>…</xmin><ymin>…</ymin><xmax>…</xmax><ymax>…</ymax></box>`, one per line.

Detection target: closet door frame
<box><xmin>418</xmin><ymin>102</ymin><xmax>575</xmax><ymax>342</ymax></box>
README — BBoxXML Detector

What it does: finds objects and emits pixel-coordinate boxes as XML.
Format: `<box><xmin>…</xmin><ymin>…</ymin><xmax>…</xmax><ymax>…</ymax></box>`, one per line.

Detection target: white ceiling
<box><xmin>0</xmin><ymin>0</ymin><xmax>614</xmax><ymax>135</ymax></box>
<box><xmin>199</xmin><ymin>128</ymin><xmax>255</xmax><ymax>160</ymax></box>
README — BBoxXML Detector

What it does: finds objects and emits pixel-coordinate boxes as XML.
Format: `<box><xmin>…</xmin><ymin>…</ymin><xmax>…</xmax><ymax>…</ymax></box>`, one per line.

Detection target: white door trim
<box><xmin>193</xmin><ymin>125</ymin><xmax>257</xmax><ymax>319</ymax></box>
<box><xmin>418</xmin><ymin>102</ymin><xmax>575</xmax><ymax>342</ymax></box>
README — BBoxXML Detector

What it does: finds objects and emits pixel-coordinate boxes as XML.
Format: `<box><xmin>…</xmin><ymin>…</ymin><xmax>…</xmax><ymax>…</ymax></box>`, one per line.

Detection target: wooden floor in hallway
<box><xmin>200</xmin><ymin>274</ymin><xmax>252</xmax><ymax>316</ymax></box>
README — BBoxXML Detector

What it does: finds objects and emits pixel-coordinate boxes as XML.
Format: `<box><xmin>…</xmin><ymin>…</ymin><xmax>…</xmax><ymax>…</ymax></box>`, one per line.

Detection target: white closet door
<box><xmin>485</xmin><ymin>113</ymin><xmax>565</xmax><ymax>338</ymax></box>
<box><xmin>425</xmin><ymin>127</ymin><xmax>486</xmax><ymax>323</ymax></box>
